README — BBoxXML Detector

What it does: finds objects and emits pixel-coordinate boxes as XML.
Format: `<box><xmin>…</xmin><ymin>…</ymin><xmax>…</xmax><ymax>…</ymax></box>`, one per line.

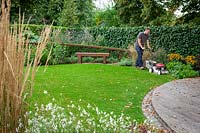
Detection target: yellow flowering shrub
<box><xmin>168</xmin><ymin>53</ymin><xmax>183</xmax><ymax>61</ymax></box>
<box><xmin>185</xmin><ymin>56</ymin><xmax>196</xmax><ymax>65</ymax></box>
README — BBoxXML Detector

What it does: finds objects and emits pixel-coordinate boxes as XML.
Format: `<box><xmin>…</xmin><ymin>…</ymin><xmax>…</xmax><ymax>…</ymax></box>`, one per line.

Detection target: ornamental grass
<box><xmin>0</xmin><ymin>0</ymin><xmax>52</xmax><ymax>132</ymax></box>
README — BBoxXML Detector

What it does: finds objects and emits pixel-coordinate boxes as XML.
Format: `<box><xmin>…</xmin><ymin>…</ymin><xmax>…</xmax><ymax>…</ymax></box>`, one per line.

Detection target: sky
<box><xmin>94</xmin><ymin>0</ymin><xmax>114</xmax><ymax>9</ymax></box>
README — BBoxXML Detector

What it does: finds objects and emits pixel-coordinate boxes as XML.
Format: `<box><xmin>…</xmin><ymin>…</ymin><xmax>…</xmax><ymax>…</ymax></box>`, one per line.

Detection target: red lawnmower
<box><xmin>145</xmin><ymin>60</ymin><xmax>168</xmax><ymax>75</ymax></box>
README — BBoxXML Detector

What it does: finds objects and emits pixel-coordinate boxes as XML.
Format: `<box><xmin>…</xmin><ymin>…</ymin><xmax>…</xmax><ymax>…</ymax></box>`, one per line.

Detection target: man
<box><xmin>135</xmin><ymin>28</ymin><xmax>151</xmax><ymax>69</ymax></box>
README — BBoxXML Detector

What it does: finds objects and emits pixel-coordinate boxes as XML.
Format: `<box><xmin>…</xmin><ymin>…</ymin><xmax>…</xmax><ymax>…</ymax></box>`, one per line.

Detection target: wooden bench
<box><xmin>75</xmin><ymin>52</ymin><xmax>110</xmax><ymax>64</ymax></box>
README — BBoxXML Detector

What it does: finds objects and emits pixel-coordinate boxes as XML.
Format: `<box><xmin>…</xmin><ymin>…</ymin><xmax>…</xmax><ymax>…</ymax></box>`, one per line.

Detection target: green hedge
<box><xmin>26</xmin><ymin>24</ymin><xmax>200</xmax><ymax>56</ymax></box>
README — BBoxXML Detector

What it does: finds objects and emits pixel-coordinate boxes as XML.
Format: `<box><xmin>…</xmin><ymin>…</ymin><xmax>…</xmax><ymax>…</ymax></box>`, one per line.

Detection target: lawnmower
<box><xmin>145</xmin><ymin>60</ymin><xmax>168</xmax><ymax>75</ymax></box>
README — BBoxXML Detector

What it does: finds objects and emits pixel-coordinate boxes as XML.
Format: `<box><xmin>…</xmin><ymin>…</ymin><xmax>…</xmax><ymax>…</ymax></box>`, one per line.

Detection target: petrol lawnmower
<box><xmin>145</xmin><ymin>60</ymin><xmax>168</xmax><ymax>75</ymax></box>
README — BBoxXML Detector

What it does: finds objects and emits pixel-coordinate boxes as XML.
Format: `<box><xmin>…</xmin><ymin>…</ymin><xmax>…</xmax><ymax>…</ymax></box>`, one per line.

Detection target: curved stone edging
<box><xmin>146</xmin><ymin>78</ymin><xmax>200</xmax><ymax>133</ymax></box>
<box><xmin>142</xmin><ymin>89</ymin><xmax>174</xmax><ymax>133</ymax></box>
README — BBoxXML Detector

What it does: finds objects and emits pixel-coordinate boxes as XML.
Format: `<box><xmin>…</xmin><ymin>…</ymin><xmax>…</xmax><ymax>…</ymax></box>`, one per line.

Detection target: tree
<box><xmin>113</xmin><ymin>0</ymin><xmax>168</xmax><ymax>26</ymax></box>
<box><xmin>140</xmin><ymin>0</ymin><xmax>165</xmax><ymax>25</ymax></box>
<box><xmin>10</xmin><ymin>0</ymin><xmax>95</xmax><ymax>26</ymax></box>
<box><xmin>46</xmin><ymin>0</ymin><xmax>64</xmax><ymax>24</ymax></box>
<box><xmin>10</xmin><ymin>0</ymin><xmax>64</xmax><ymax>25</ymax></box>
<box><xmin>94</xmin><ymin>8</ymin><xmax>120</xmax><ymax>27</ymax></box>
<box><xmin>156</xmin><ymin>0</ymin><xmax>182</xmax><ymax>13</ymax></box>
<box><xmin>179</xmin><ymin>0</ymin><xmax>200</xmax><ymax>25</ymax></box>
<box><xmin>76</xmin><ymin>0</ymin><xmax>94</xmax><ymax>27</ymax></box>
<box><xmin>114</xmin><ymin>0</ymin><xmax>143</xmax><ymax>26</ymax></box>
<box><xmin>157</xmin><ymin>0</ymin><xmax>200</xmax><ymax>25</ymax></box>
<box><xmin>59</xmin><ymin>0</ymin><xmax>94</xmax><ymax>27</ymax></box>
<box><xmin>58</xmin><ymin>0</ymin><xmax>78</xmax><ymax>27</ymax></box>
<box><xmin>10</xmin><ymin>0</ymin><xmax>38</xmax><ymax>23</ymax></box>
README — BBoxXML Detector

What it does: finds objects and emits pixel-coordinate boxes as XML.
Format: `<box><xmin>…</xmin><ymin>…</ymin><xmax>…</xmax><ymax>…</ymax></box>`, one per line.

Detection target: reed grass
<box><xmin>0</xmin><ymin>0</ymin><xmax>52</xmax><ymax>132</ymax></box>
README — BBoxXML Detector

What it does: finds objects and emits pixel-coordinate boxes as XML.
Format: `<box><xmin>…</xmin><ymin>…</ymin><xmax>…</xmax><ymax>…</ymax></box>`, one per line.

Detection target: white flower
<box><xmin>69</xmin><ymin>112</ymin><xmax>73</xmax><ymax>116</ymax></box>
<box><xmin>43</xmin><ymin>90</ymin><xmax>48</xmax><ymax>94</ymax></box>
<box><xmin>71</xmin><ymin>104</ymin><xmax>75</xmax><ymax>108</ymax></box>
<box><xmin>87</xmin><ymin>103</ymin><xmax>92</xmax><ymax>109</ymax></box>
<box><xmin>68</xmin><ymin>120</ymin><xmax>72</xmax><ymax>125</ymax></box>
<box><xmin>17</xmin><ymin>101</ymin><xmax>143</xmax><ymax>132</ymax></box>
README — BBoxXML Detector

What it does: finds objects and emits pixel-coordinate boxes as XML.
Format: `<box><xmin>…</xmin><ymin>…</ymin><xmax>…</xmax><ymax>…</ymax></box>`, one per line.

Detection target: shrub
<box><xmin>118</xmin><ymin>58</ymin><xmax>133</xmax><ymax>66</ymax></box>
<box><xmin>44</xmin><ymin>43</ymin><xmax>70</xmax><ymax>65</ymax></box>
<box><xmin>194</xmin><ymin>55</ymin><xmax>200</xmax><ymax>71</ymax></box>
<box><xmin>65</xmin><ymin>56</ymin><xmax>78</xmax><ymax>64</ymax></box>
<box><xmin>107</xmin><ymin>57</ymin><xmax>119</xmax><ymax>63</ymax></box>
<box><xmin>185</xmin><ymin>55</ymin><xmax>196</xmax><ymax>65</ymax></box>
<box><xmin>94</xmin><ymin>58</ymin><xmax>103</xmax><ymax>63</ymax></box>
<box><xmin>168</xmin><ymin>53</ymin><xmax>183</xmax><ymax>62</ymax></box>
<box><xmin>40</xmin><ymin>48</ymin><xmax>49</xmax><ymax>65</ymax></box>
<box><xmin>26</xmin><ymin>25</ymin><xmax>200</xmax><ymax>56</ymax></box>
<box><xmin>166</xmin><ymin>61</ymin><xmax>198</xmax><ymax>79</ymax></box>
<box><xmin>82</xmin><ymin>57</ymin><xmax>95</xmax><ymax>63</ymax></box>
<box><xmin>150</xmin><ymin>48</ymin><xmax>168</xmax><ymax>64</ymax></box>
<box><xmin>142</xmin><ymin>50</ymin><xmax>152</xmax><ymax>65</ymax></box>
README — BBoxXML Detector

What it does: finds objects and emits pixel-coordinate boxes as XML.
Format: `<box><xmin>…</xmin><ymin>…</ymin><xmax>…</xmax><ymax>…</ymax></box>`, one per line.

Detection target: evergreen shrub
<box><xmin>26</xmin><ymin>25</ymin><xmax>200</xmax><ymax>57</ymax></box>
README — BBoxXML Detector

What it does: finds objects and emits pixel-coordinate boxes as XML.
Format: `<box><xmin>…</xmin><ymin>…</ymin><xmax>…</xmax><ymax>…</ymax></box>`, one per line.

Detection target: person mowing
<box><xmin>135</xmin><ymin>28</ymin><xmax>151</xmax><ymax>69</ymax></box>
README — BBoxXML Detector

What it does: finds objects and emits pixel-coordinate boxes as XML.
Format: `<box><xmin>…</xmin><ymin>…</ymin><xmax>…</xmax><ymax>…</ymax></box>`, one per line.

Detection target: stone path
<box><xmin>143</xmin><ymin>78</ymin><xmax>200</xmax><ymax>133</ymax></box>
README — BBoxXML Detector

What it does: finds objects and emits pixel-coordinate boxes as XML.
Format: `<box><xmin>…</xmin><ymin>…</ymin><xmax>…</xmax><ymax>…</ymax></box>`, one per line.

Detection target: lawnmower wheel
<box><xmin>158</xmin><ymin>71</ymin><xmax>161</xmax><ymax>75</ymax></box>
<box><xmin>149</xmin><ymin>68</ymin><xmax>153</xmax><ymax>73</ymax></box>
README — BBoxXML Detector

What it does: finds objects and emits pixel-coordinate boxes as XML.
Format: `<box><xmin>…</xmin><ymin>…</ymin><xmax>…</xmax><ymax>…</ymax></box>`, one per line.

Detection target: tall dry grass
<box><xmin>0</xmin><ymin>0</ymin><xmax>52</xmax><ymax>132</ymax></box>
<box><xmin>128</xmin><ymin>45</ymin><xmax>137</xmax><ymax>64</ymax></box>
<box><xmin>128</xmin><ymin>44</ymin><xmax>152</xmax><ymax>67</ymax></box>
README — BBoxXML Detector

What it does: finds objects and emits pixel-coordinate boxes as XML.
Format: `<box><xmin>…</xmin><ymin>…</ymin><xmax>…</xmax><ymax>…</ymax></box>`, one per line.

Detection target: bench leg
<box><xmin>78</xmin><ymin>56</ymin><xmax>82</xmax><ymax>63</ymax></box>
<box><xmin>103</xmin><ymin>56</ymin><xmax>106</xmax><ymax>64</ymax></box>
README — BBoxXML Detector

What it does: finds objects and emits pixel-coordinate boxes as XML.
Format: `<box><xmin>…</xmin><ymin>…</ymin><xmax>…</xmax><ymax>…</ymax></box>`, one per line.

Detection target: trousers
<box><xmin>135</xmin><ymin>45</ymin><xmax>144</xmax><ymax>67</ymax></box>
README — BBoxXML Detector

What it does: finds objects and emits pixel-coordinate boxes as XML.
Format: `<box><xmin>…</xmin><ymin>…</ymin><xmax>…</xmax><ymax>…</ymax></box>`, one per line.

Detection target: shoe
<box><xmin>139</xmin><ymin>67</ymin><xmax>144</xmax><ymax>70</ymax></box>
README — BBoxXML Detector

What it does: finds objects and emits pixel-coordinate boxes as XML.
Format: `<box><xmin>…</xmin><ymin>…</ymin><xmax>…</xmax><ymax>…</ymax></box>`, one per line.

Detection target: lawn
<box><xmin>28</xmin><ymin>64</ymin><xmax>174</xmax><ymax>122</ymax></box>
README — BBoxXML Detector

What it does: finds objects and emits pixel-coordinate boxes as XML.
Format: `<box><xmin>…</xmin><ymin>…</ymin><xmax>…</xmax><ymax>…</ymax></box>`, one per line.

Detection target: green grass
<box><xmin>29</xmin><ymin>64</ymin><xmax>174</xmax><ymax>122</ymax></box>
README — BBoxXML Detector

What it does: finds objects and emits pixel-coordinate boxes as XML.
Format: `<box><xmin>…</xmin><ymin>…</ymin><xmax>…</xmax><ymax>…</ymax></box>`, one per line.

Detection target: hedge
<box><xmin>26</xmin><ymin>24</ymin><xmax>200</xmax><ymax>56</ymax></box>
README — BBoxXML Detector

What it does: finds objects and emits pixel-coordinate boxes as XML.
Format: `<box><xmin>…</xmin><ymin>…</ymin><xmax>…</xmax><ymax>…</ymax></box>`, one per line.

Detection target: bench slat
<box><xmin>75</xmin><ymin>52</ymin><xmax>110</xmax><ymax>64</ymax></box>
<box><xmin>76</xmin><ymin>52</ymin><xmax>109</xmax><ymax>56</ymax></box>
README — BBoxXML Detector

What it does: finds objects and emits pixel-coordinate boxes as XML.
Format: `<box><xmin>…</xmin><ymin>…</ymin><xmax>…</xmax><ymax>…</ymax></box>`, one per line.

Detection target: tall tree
<box><xmin>114</xmin><ymin>0</ymin><xmax>143</xmax><ymax>26</ymax></box>
<box><xmin>59</xmin><ymin>0</ymin><xmax>94</xmax><ymax>27</ymax></box>
<box><xmin>10</xmin><ymin>0</ymin><xmax>38</xmax><ymax>23</ymax></box>
<box><xmin>46</xmin><ymin>0</ymin><xmax>64</xmax><ymax>24</ymax></box>
<box><xmin>58</xmin><ymin>0</ymin><xmax>78</xmax><ymax>27</ymax></box>
<box><xmin>94</xmin><ymin>8</ymin><xmax>120</xmax><ymax>27</ymax></box>
<box><xmin>156</xmin><ymin>0</ymin><xmax>182</xmax><ymax>13</ymax></box>
<box><xmin>157</xmin><ymin>0</ymin><xmax>200</xmax><ymax>25</ymax></box>
<box><xmin>140</xmin><ymin>0</ymin><xmax>165</xmax><ymax>24</ymax></box>
<box><xmin>180</xmin><ymin>0</ymin><xmax>200</xmax><ymax>25</ymax></box>
<box><xmin>10</xmin><ymin>0</ymin><xmax>64</xmax><ymax>25</ymax></box>
<box><xmin>76</xmin><ymin>0</ymin><xmax>94</xmax><ymax>26</ymax></box>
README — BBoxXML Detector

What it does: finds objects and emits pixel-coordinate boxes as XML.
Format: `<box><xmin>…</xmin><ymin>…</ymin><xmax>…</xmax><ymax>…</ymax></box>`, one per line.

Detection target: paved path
<box><xmin>151</xmin><ymin>78</ymin><xmax>200</xmax><ymax>133</ymax></box>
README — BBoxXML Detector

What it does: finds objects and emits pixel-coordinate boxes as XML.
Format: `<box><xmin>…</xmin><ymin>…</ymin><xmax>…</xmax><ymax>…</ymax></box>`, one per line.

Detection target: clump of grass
<box><xmin>0</xmin><ymin>0</ymin><xmax>52</xmax><ymax>132</ymax></box>
<box><xmin>128</xmin><ymin>44</ymin><xmax>137</xmax><ymax>64</ymax></box>
<box><xmin>142</xmin><ymin>50</ymin><xmax>152</xmax><ymax>67</ymax></box>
